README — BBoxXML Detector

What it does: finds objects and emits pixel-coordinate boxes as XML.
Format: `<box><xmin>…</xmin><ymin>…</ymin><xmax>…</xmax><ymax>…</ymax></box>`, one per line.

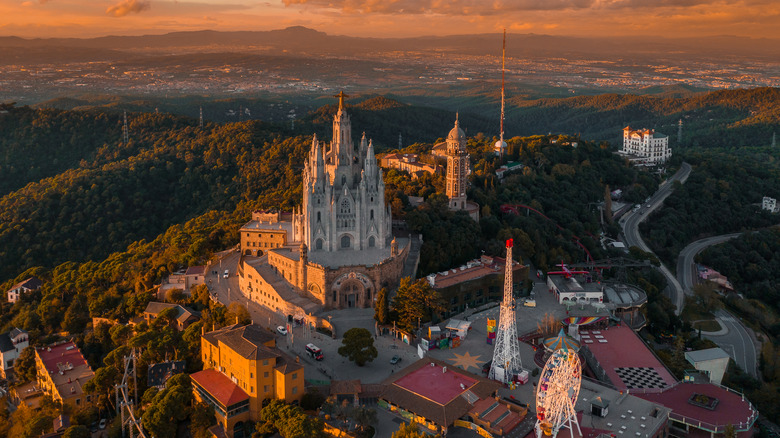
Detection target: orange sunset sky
<box><xmin>1</xmin><ymin>0</ymin><xmax>779</xmax><ymax>39</ymax></box>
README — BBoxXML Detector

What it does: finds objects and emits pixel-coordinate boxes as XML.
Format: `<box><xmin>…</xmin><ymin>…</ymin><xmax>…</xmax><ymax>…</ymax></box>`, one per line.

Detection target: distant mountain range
<box><xmin>2</xmin><ymin>26</ymin><xmax>780</xmax><ymax>60</ymax></box>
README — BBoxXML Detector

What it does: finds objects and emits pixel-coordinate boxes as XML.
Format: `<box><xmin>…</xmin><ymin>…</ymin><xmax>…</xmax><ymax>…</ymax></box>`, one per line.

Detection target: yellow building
<box><xmin>34</xmin><ymin>341</ymin><xmax>94</xmax><ymax>410</ymax></box>
<box><xmin>194</xmin><ymin>324</ymin><xmax>303</xmax><ymax>437</ymax></box>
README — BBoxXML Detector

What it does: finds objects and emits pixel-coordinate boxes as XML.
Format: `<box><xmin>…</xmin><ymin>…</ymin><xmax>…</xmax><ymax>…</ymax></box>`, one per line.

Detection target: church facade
<box><xmin>237</xmin><ymin>93</ymin><xmax>409</xmax><ymax>316</ymax></box>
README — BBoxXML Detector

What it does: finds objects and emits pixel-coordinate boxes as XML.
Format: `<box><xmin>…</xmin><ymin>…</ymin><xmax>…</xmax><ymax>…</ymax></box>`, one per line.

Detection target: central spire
<box><xmin>334</xmin><ymin>91</ymin><xmax>349</xmax><ymax>111</ymax></box>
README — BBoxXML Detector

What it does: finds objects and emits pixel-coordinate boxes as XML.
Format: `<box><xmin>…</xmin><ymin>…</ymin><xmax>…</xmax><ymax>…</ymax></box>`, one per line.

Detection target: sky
<box><xmin>1</xmin><ymin>0</ymin><xmax>779</xmax><ymax>39</ymax></box>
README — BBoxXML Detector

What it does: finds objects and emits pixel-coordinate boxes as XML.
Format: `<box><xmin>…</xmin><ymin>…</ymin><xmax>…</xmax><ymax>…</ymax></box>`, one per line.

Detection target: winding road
<box><xmin>621</xmin><ymin>162</ymin><xmax>691</xmax><ymax>315</ymax></box>
<box><xmin>677</xmin><ymin>233</ymin><xmax>758</xmax><ymax>378</ymax></box>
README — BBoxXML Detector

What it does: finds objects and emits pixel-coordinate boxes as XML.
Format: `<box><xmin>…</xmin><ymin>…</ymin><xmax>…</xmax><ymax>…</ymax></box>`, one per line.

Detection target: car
<box><xmin>646</xmin><ymin>204</ymin><xmax>652</xmax><ymax>208</ymax></box>
<box><xmin>99</xmin><ymin>419</ymin><xmax>107</xmax><ymax>430</ymax></box>
<box><xmin>223</xmin><ymin>269</ymin><xmax>229</xmax><ymax>279</ymax></box>
<box><xmin>390</xmin><ymin>355</ymin><xmax>401</xmax><ymax>365</ymax></box>
<box><xmin>90</xmin><ymin>422</ymin><xmax>98</xmax><ymax>433</ymax></box>
<box><xmin>523</xmin><ymin>299</ymin><xmax>537</xmax><ymax>307</ymax></box>
<box><xmin>276</xmin><ymin>326</ymin><xmax>288</xmax><ymax>336</ymax></box>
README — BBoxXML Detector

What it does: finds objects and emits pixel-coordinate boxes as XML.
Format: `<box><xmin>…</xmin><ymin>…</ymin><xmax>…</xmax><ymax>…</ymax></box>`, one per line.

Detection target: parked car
<box><xmin>276</xmin><ymin>326</ymin><xmax>288</xmax><ymax>336</ymax></box>
<box><xmin>99</xmin><ymin>419</ymin><xmax>107</xmax><ymax>430</ymax></box>
<box><xmin>390</xmin><ymin>355</ymin><xmax>401</xmax><ymax>365</ymax></box>
<box><xmin>223</xmin><ymin>269</ymin><xmax>229</xmax><ymax>279</ymax></box>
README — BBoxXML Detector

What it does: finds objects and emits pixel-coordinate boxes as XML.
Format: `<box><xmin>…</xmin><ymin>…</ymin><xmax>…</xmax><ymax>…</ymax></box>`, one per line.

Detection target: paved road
<box><xmin>676</xmin><ymin>233</ymin><xmax>758</xmax><ymax>378</ymax></box>
<box><xmin>620</xmin><ymin>162</ymin><xmax>691</xmax><ymax>315</ymax></box>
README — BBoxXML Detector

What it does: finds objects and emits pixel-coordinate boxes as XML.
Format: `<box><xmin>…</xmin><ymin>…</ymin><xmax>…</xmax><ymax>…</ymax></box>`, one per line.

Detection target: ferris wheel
<box><xmin>535</xmin><ymin>347</ymin><xmax>583</xmax><ymax>438</ymax></box>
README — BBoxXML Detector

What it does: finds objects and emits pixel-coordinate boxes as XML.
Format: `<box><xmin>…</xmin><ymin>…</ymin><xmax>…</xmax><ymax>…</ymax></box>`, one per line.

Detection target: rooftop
<box><xmin>8</xmin><ymin>276</ymin><xmax>43</xmax><ymax>292</ymax></box>
<box><xmin>548</xmin><ymin>274</ymin><xmax>603</xmax><ymax>293</ymax></box>
<box><xmin>684</xmin><ymin>348</ymin><xmax>731</xmax><ymax>364</ymax></box>
<box><xmin>191</xmin><ymin>369</ymin><xmax>250</xmax><ymax>408</ymax></box>
<box><xmin>602</xmin><ymin>283</ymin><xmax>647</xmax><ymax>307</ymax></box>
<box><xmin>307</xmin><ymin>237</ymin><xmax>407</xmax><ymax>268</ymax></box>
<box><xmin>203</xmin><ymin>323</ymin><xmax>277</xmax><ymax>360</ymax></box>
<box><xmin>428</xmin><ymin>255</ymin><xmax>524</xmax><ymax>289</ymax></box>
<box><xmin>637</xmin><ymin>382</ymin><xmax>757</xmax><ymax>433</ymax></box>
<box><xmin>581</xmin><ymin>324</ymin><xmax>676</xmax><ymax>391</ymax></box>
<box><xmin>240</xmin><ymin>219</ymin><xmax>295</xmax><ymax>235</ymax></box>
<box><xmin>37</xmin><ymin>342</ymin><xmax>88</xmax><ymax>374</ymax></box>
<box><xmin>143</xmin><ymin>302</ymin><xmax>199</xmax><ymax>324</ymax></box>
<box><xmin>381</xmin><ymin>357</ymin><xmax>501</xmax><ymax>427</ymax></box>
<box><xmin>185</xmin><ymin>266</ymin><xmax>206</xmax><ymax>276</ymax></box>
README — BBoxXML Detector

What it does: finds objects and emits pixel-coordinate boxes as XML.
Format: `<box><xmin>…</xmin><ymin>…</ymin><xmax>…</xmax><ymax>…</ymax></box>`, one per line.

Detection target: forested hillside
<box><xmin>640</xmin><ymin>147</ymin><xmax>780</xmax><ymax>266</ymax></box>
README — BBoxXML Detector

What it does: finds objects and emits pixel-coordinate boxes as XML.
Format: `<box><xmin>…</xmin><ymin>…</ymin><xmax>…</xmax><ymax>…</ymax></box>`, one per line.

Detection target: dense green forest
<box><xmin>640</xmin><ymin>148</ymin><xmax>780</xmax><ymax>266</ymax></box>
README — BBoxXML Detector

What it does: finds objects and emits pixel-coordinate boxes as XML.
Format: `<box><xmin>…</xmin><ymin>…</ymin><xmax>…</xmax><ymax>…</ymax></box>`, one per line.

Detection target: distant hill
<box><xmin>1</xmin><ymin>27</ymin><xmax>779</xmax><ymax>61</ymax></box>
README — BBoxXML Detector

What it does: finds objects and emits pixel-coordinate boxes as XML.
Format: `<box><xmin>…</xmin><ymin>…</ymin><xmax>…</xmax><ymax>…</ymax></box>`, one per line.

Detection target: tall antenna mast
<box><xmin>123</xmin><ymin>110</ymin><xmax>129</xmax><ymax>146</ymax></box>
<box><xmin>199</xmin><ymin>106</ymin><xmax>204</xmax><ymax>129</ymax></box>
<box><xmin>501</xmin><ymin>28</ymin><xmax>506</xmax><ymax>147</ymax></box>
<box><xmin>495</xmin><ymin>29</ymin><xmax>508</xmax><ymax>158</ymax></box>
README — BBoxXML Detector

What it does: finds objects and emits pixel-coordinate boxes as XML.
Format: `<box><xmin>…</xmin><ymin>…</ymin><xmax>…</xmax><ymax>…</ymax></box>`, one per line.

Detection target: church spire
<box><xmin>365</xmin><ymin>139</ymin><xmax>377</xmax><ymax>179</ymax></box>
<box><xmin>311</xmin><ymin>134</ymin><xmax>324</xmax><ymax>182</ymax></box>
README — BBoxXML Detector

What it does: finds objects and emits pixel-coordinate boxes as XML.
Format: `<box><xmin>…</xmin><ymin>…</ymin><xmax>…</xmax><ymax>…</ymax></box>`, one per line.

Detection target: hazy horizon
<box><xmin>1</xmin><ymin>0</ymin><xmax>779</xmax><ymax>40</ymax></box>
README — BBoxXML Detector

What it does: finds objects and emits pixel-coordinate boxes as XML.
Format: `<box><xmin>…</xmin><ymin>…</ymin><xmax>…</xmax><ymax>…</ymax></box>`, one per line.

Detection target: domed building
<box><xmin>237</xmin><ymin>92</ymin><xmax>411</xmax><ymax>315</ymax></box>
<box><xmin>444</xmin><ymin>116</ymin><xmax>480</xmax><ymax>221</ymax></box>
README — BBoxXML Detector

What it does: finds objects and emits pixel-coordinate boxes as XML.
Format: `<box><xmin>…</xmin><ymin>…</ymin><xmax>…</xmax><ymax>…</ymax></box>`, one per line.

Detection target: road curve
<box><xmin>621</xmin><ymin>162</ymin><xmax>691</xmax><ymax>315</ymax></box>
<box><xmin>676</xmin><ymin>232</ymin><xmax>758</xmax><ymax>378</ymax></box>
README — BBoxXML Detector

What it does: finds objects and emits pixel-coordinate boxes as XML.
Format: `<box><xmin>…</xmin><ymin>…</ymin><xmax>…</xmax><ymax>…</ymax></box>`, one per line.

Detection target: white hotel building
<box><xmin>619</xmin><ymin>126</ymin><xmax>672</xmax><ymax>165</ymax></box>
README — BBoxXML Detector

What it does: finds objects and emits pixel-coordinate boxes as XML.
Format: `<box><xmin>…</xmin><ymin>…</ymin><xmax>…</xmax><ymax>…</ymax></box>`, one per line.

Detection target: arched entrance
<box><xmin>332</xmin><ymin>272</ymin><xmax>374</xmax><ymax>309</ymax></box>
<box><xmin>340</xmin><ymin>279</ymin><xmax>364</xmax><ymax>308</ymax></box>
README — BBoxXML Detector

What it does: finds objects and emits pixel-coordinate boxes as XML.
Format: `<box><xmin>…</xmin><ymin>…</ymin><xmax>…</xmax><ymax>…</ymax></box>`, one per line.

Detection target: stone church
<box><xmin>237</xmin><ymin>93</ymin><xmax>410</xmax><ymax>315</ymax></box>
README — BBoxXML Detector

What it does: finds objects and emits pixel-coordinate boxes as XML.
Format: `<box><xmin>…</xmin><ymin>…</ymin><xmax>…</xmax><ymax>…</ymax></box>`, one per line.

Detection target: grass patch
<box><xmin>693</xmin><ymin>320</ymin><xmax>722</xmax><ymax>332</ymax></box>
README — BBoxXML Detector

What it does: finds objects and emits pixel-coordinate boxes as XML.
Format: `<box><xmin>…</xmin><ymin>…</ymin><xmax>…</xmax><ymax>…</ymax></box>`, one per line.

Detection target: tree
<box><xmin>141</xmin><ymin>373</ymin><xmax>192</xmax><ymax>437</ymax></box>
<box><xmin>537</xmin><ymin>313</ymin><xmax>561</xmax><ymax>338</ymax></box>
<box><xmin>392</xmin><ymin>278</ymin><xmax>445</xmax><ymax>332</ymax></box>
<box><xmin>338</xmin><ymin>328</ymin><xmax>378</xmax><ymax>366</ymax></box>
<box><xmin>374</xmin><ymin>287</ymin><xmax>389</xmax><ymax>324</ymax></box>
<box><xmin>226</xmin><ymin>302</ymin><xmax>251</xmax><ymax>325</ymax></box>
<box><xmin>13</xmin><ymin>346</ymin><xmax>37</xmax><ymax>383</ymax></box>
<box><xmin>391</xmin><ymin>421</ymin><xmax>436</xmax><ymax>438</ymax></box>
<box><xmin>350</xmin><ymin>406</ymin><xmax>377</xmax><ymax>433</ymax></box>
<box><xmin>62</xmin><ymin>425</ymin><xmax>91</xmax><ymax>438</ymax></box>
<box><xmin>190</xmin><ymin>402</ymin><xmax>216</xmax><ymax>438</ymax></box>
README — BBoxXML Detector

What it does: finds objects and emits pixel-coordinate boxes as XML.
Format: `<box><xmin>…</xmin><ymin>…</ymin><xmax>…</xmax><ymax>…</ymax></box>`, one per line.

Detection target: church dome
<box><xmin>448</xmin><ymin>120</ymin><xmax>465</xmax><ymax>141</ymax></box>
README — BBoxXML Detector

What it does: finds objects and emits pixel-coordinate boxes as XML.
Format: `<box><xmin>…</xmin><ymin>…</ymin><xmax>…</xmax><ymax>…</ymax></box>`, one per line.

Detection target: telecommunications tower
<box><xmin>199</xmin><ymin>106</ymin><xmax>204</xmax><ymax>129</ymax></box>
<box><xmin>489</xmin><ymin>239</ymin><xmax>522</xmax><ymax>383</ymax></box>
<box><xmin>123</xmin><ymin>110</ymin><xmax>129</xmax><ymax>145</ymax></box>
<box><xmin>494</xmin><ymin>29</ymin><xmax>507</xmax><ymax>158</ymax></box>
<box><xmin>677</xmin><ymin>118</ymin><xmax>683</xmax><ymax>145</ymax></box>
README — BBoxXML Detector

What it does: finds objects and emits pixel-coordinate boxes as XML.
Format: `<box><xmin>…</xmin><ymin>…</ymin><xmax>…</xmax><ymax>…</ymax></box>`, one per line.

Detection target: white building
<box><xmin>547</xmin><ymin>274</ymin><xmax>604</xmax><ymax>304</ymax></box>
<box><xmin>619</xmin><ymin>126</ymin><xmax>671</xmax><ymax>165</ymax></box>
<box><xmin>302</xmin><ymin>91</ymin><xmax>392</xmax><ymax>252</ymax></box>
<box><xmin>762</xmin><ymin>196</ymin><xmax>778</xmax><ymax>212</ymax></box>
<box><xmin>6</xmin><ymin>277</ymin><xmax>43</xmax><ymax>303</ymax></box>
<box><xmin>0</xmin><ymin>328</ymin><xmax>29</xmax><ymax>378</ymax></box>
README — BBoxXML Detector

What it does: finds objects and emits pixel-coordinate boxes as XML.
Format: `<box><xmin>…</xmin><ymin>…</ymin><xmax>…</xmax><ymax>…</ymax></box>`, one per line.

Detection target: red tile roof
<box><xmin>637</xmin><ymin>383</ymin><xmax>757</xmax><ymax>432</ymax></box>
<box><xmin>394</xmin><ymin>362</ymin><xmax>477</xmax><ymax>405</ymax></box>
<box><xmin>191</xmin><ymin>369</ymin><xmax>249</xmax><ymax>407</ymax></box>
<box><xmin>581</xmin><ymin>324</ymin><xmax>676</xmax><ymax>390</ymax></box>
<box><xmin>37</xmin><ymin>342</ymin><xmax>88</xmax><ymax>374</ymax></box>
<box><xmin>185</xmin><ymin>266</ymin><xmax>206</xmax><ymax>276</ymax></box>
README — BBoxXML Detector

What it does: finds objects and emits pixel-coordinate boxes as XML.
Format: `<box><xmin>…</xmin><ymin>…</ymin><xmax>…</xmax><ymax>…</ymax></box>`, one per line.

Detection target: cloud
<box><xmin>281</xmin><ymin>0</ymin><xmax>728</xmax><ymax>14</ymax></box>
<box><xmin>106</xmin><ymin>0</ymin><xmax>151</xmax><ymax>17</ymax></box>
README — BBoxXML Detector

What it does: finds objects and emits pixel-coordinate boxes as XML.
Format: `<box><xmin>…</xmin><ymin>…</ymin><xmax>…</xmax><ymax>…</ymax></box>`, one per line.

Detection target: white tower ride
<box><xmin>494</xmin><ymin>29</ymin><xmax>508</xmax><ymax>157</ymax></box>
<box><xmin>489</xmin><ymin>238</ymin><xmax>522</xmax><ymax>383</ymax></box>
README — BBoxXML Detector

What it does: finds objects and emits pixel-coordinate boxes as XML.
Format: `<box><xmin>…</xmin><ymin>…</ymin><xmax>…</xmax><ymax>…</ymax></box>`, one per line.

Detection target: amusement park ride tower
<box><xmin>489</xmin><ymin>239</ymin><xmax>523</xmax><ymax>383</ymax></box>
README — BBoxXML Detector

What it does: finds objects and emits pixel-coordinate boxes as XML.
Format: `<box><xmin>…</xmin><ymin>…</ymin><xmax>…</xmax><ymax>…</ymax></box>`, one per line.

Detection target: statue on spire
<box><xmin>334</xmin><ymin>91</ymin><xmax>349</xmax><ymax>111</ymax></box>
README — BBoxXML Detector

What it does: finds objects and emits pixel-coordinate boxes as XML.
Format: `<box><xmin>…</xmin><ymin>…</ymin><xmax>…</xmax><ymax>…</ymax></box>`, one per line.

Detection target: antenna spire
<box><xmin>199</xmin><ymin>106</ymin><xmax>204</xmax><ymax>129</ymax></box>
<box><xmin>500</xmin><ymin>28</ymin><xmax>506</xmax><ymax>147</ymax></box>
<box><xmin>122</xmin><ymin>110</ymin><xmax>129</xmax><ymax>146</ymax></box>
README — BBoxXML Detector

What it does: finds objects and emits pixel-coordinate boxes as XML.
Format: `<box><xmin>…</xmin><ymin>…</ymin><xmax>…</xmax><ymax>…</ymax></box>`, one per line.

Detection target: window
<box><xmin>264</xmin><ymin>372</ymin><xmax>269</xmax><ymax>378</ymax></box>
<box><xmin>342</xmin><ymin>175</ymin><xmax>347</xmax><ymax>186</ymax></box>
<box><xmin>292</xmin><ymin>386</ymin><xmax>298</xmax><ymax>394</ymax></box>
<box><xmin>317</xmin><ymin>212</ymin><xmax>321</xmax><ymax>222</ymax></box>
<box><xmin>368</xmin><ymin>236</ymin><xmax>375</xmax><ymax>248</ymax></box>
<box><xmin>341</xmin><ymin>235</ymin><xmax>351</xmax><ymax>249</ymax></box>
<box><xmin>316</xmin><ymin>239</ymin><xmax>323</xmax><ymax>250</ymax></box>
<box><xmin>370</xmin><ymin>209</ymin><xmax>374</xmax><ymax>219</ymax></box>
<box><xmin>340</xmin><ymin>198</ymin><xmax>351</xmax><ymax>214</ymax></box>
<box><xmin>263</xmin><ymin>360</ymin><xmax>269</xmax><ymax>366</ymax></box>
<box><xmin>251</xmin><ymin>386</ymin><xmax>254</xmax><ymax>393</ymax></box>
<box><xmin>292</xmin><ymin>373</ymin><xmax>298</xmax><ymax>379</ymax></box>
<box><xmin>264</xmin><ymin>385</ymin><xmax>270</xmax><ymax>393</ymax></box>
<box><xmin>250</xmin><ymin>373</ymin><xmax>253</xmax><ymax>378</ymax></box>
<box><xmin>333</xmin><ymin>291</ymin><xmax>337</xmax><ymax>302</ymax></box>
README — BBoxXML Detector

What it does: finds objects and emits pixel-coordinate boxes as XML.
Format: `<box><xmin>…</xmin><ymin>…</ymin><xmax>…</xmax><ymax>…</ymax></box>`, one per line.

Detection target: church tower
<box><xmin>301</xmin><ymin>92</ymin><xmax>391</xmax><ymax>254</ymax></box>
<box><xmin>446</xmin><ymin>116</ymin><xmax>469</xmax><ymax>210</ymax></box>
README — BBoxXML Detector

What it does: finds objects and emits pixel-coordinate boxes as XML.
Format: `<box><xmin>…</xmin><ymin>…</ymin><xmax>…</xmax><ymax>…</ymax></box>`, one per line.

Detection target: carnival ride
<box><xmin>535</xmin><ymin>346</ymin><xmax>583</xmax><ymax>438</ymax></box>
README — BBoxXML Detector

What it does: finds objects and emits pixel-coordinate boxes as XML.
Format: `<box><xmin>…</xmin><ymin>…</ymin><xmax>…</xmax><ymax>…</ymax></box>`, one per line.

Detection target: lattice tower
<box><xmin>123</xmin><ymin>110</ymin><xmax>129</xmax><ymax>145</ymax></box>
<box><xmin>489</xmin><ymin>239</ymin><xmax>522</xmax><ymax>383</ymax></box>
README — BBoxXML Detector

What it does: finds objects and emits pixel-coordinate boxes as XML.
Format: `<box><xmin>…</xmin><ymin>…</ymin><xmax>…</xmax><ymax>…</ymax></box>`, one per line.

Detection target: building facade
<box><xmin>0</xmin><ymin>328</ymin><xmax>28</xmax><ymax>379</ymax></box>
<box><xmin>198</xmin><ymin>323</ymin><xmax>303</xmax><ymax>429</ymax></box>
<box><xmin>621</xmin><ymin>126</ymin><xmax>672</xmax><ymax>165</ymax></box>
<box><xmin>34</xmin><ymin>342</ymin><xmax>94</xmax><ymax>409</ymax></box>
<box><xmin>444</xmin><ymin>118</ymin><xmax>479</xmax><ymax>221</ymax></box>
<box><xmin>7</xmin><ymin>276</ymin><xmax>43</xmax><ymax>303</ymax></box>
<box><xmin>236</xmin><ymin>92</ymin><xmax>410</xmax><ymax>312</ymax></box>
